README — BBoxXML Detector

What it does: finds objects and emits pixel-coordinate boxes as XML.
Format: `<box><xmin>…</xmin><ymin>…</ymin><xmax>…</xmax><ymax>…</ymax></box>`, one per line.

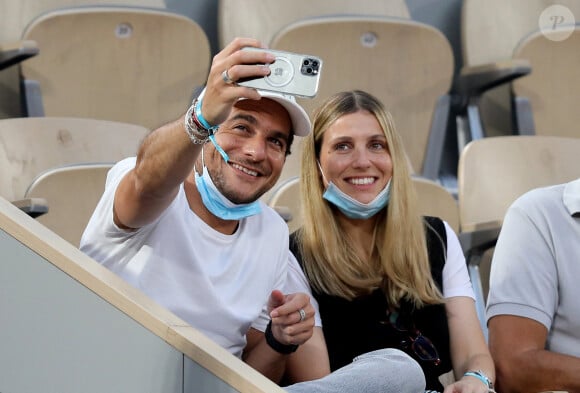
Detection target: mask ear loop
<box><xmin>208</xmin><ymin>133</ymin><xmax>229</xmax><ymax>163</ymax></box>
<box><xmin>196</xmin><ymin>87</ymin><xmax>229</xmax><ymax>163</ymax></box>
<box><xmin>316</xmin><ymin>160</ymin><xmax>329</xmax><ymax>185</ymax></box>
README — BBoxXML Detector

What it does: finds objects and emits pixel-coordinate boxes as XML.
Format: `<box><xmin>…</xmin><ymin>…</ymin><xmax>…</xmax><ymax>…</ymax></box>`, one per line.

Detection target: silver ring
<box><xmin>222</xmin><ymin>69</ymin><xmax>234</xmax><ymax>84</ymax></box>
<box><xmin>298</xmin><ymin>308</ymin><xmax>306</xmax><ymax>322</ymax></box>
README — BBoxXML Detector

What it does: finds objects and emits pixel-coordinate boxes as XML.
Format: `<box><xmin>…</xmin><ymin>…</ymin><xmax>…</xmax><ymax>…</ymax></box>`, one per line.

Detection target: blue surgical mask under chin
<box><xmin>194</xmin><ymin>150</ymin><xmax>262</xmax><ymax>221</ymax></box>
<box><xmin>323</xmin><ymin>179</ymin><xmax>391</xmax><ymax>220</ymax></box>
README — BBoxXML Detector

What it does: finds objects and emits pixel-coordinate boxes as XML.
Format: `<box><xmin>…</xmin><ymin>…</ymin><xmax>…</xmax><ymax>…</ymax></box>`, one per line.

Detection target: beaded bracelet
<box><xmin>184</xmin><ymin>102</ymin><xmax>209</xmax><ymax>144</ymax></box>
<box><xmin>184</xmin><ymin>95</ymin><xmax>229</xmax><ymax>162</ymax></box>
<box><xmin>464</xmin><ymin>370</ymin><xmax>496</xmax><ymax>392</ymax></box>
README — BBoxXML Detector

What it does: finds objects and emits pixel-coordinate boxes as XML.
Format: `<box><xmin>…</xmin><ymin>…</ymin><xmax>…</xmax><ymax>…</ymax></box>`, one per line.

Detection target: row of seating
<box><xmin>2</xmin><ymin>115</ymin><xmax>576</xmax><ymax>334</ymax></box>
<box><xmin>2</xmin><ymin>1</ymin><xmax>579</xmax><ymax>188</ymax></box>
<box><xmin>4</xmin><ymin>129</ymin><xmax>576</xmax><ymax>342</ymax></box>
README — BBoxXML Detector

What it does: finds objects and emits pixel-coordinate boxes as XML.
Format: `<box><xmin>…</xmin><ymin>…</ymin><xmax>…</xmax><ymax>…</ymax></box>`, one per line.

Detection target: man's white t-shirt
<box><xmin>80</xmin><ymin>157</ymin><xmax>319</xmax><ymax>358</ymax></box>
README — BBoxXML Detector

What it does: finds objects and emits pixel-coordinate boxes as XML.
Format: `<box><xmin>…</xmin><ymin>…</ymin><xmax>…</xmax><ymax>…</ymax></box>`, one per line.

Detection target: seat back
<box><xmin>460</xmin><ymin>0</ymin><xmax>580</xmax><ymax>136</ymax></box>
<box><xmin>0</xmin><ymin>0</ymin><xmax>166</xmax><ymax>43</ymax></box>
<box><xmin>0</xmin><ymin>0</ymin><xmax>166</xmax><ymax>119</ymax></box>
<box><xmin>0</xmin><ymin>117</ymin><xmax>149</xmax><ymax>201</ymax></box>
<box><xmin>462</xmin><ymin>0</ymin><xmax>580</xmax><ymax>66</ymax></box>
<box><xmin>267</xmin><ymin>176</ymin><xmax>301</xmax><ymax>234</ymax></box>
<box><xmin>458</xmin><ymin>135</ymin><xmax>580</xmax><ymax>338</ymax></box>
<box><xmin>270</xmin><ymin>16</ymin><xmax>453</xmax><ymax>186</ymax></box>
<box><xmin>217</xmin><ymin>0</ymin><xmax>409</xmax><ymax>49</ymax></box>
<box><xmin>412</xmin><ymin>177</ymin><xmax>459</xmax><ymax>234</ymax></box>
<box><xmin>512</xmin><ymin>26</ymin><xmax>580</xmax><ymax>138</ymax></box>
<box><xmin>458</xmin><ymin>135</ymin><xmax>580</xmax><ymax>231</ymax></box>
<box><xmin>24</xmin><ymin>163</ymin><xmax>112</xmax><ymax>247</ymax></box>
<box><xmin>20</xmin><ymin>6</ymin><xmax>210</xmax><ymax>129</ymax></box>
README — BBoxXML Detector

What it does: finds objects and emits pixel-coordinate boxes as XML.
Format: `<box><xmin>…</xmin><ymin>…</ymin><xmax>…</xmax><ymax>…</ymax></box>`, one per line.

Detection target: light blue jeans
<box><xmin>285</xmin><ymin>348</ymin><xmax>425</xmax><ymax>393</ymax></box>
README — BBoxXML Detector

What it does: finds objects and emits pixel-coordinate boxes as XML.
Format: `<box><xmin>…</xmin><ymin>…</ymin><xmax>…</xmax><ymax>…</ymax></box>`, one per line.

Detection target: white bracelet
<box><xmin>464</xmin><ymin>370</ymin><xmax>495</xmax><ymax>392</ymax></box>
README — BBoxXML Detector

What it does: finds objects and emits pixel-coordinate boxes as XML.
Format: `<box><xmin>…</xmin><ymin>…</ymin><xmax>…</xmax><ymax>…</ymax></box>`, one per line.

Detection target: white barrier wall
<box><xmin>0</xmin><ymin>197</ymin><xmax>284</xmax><ymax>393</ymax></box>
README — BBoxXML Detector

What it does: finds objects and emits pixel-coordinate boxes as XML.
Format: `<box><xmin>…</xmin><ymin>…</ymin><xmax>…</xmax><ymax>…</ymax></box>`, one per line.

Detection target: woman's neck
<box><xmin>337</xmin><ymin>213</ymin><xmax>378</xmax><ymax>261</ymax></box>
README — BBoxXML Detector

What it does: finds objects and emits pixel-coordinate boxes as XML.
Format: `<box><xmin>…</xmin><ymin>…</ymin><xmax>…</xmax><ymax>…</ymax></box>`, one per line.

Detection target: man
<box><xmin>487</xmin><ymin>178</ymin><xmax>580</xmax><ymax>393</ymax></box>
<box><xmin>81</xmin><ymin>38</ymin><xmax>425</xmax><ymax>392</ymax></box>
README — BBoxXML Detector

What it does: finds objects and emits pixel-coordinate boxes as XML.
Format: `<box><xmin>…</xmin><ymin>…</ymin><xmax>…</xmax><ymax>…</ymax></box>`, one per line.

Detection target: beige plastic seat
<box><xmin>512</xmin><ymin>25</ymin><xmax>580</xmax><ymax>138</ymax></box>
<box><xmin>24</xmin><ymin>163</ymin><xmax>112</xmax><ymax>247</ymax></box>
<box><xmin>457</xmin><ymin>135</ymin><xmax>580</xmax><ymax>338</ymax></box>
<box><xmin>267</xmin><ymin>176</ymin><xmax>302</xmax><ymax>234</ymax></box>
<box><xmin>0</xmin><ymin>0</ymin><xmax>166</xmax><ymax>119</ymax></box>
<box><xmin>217</xmin><ymin>0</ymin><xmax>410</xmax><ymax>49</ymax></box>
<box><xmin>269</xmin><ymin>176</ymin><xmax>459</xmax><ymax>236</ymax></box>
<box><xmin>0</xmin><ymin>0</ymin><xmax>166</xmax><ymax>43</ymax></box>
<box><xmin>0</xmin><ymin>116</ymin><xmax>149</xmax><ymax>202</ymax></box>
<box><xmin>19</xmin><ymin>6</ymin><xmax>210</xmax><ymax>129</ymax></box>
<box><xmin>412</xmin><ymin>176</ymin><xmax>459</xmax><ymax>234</ymax></box>
<box><xmin>268</xmin><ymin>16</ymin><xmax>454</xmax><ymax>190</ymax></box>
<box><xmin>456</xmin><ymin>0</ymin><xmax>580</xmax><ymax>143</ymax></box>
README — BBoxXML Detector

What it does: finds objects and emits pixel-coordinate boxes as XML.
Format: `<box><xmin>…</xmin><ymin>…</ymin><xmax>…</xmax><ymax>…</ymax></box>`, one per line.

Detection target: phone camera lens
<box><xmin>305</xmin><ymin>67</ymin><xmax>313</xmax><ymax>74</ymax></box>
<box><xmin>312</xmin><ymin>60</ymin><xmax>319</xmax><ymax>67</ymax></box>
<box><xmin>303</xmin><ymin>59</ymin><xmax>311</xmax><ymax>66</ymax></box>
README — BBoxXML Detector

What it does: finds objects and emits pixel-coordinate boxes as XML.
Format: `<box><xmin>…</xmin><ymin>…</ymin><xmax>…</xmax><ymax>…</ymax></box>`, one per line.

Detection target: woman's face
<box><xmin>318</xmin><ymin>110</ymin><xmax>393</xmax><ymax>204</ymax></box>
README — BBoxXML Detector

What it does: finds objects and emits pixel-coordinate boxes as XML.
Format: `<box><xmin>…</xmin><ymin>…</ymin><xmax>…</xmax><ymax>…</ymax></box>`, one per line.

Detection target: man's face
<box><xmin>203</xmin><ymin>98</ymin><xmax>292</xmax><ymax>204</ymax></box>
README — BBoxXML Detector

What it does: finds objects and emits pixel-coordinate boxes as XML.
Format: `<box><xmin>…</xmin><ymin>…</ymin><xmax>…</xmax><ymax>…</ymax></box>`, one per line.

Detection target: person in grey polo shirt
<box><xmin>487</xmin><ymin>177</ymin><xmax>580</xmax><ymax>393</ymax></box>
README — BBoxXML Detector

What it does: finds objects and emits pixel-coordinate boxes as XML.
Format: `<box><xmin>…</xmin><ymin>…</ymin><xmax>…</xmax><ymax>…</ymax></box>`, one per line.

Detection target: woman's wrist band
<box><xmin>265</xmin><ymin>320</ymin><xmax>298</xmax><ymax>354</ymax></box>
<box><xmin>464</xmin><ymin>370</ymin><xmax>495</xmax><ymax>392</ymax></box>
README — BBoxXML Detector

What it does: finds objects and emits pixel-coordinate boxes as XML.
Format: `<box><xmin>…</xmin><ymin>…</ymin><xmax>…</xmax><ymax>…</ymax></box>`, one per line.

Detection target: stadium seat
<box><xmin>23</xmin><ymin>163</ymin><xmax>112</xmax><ymax>247</ymax></box>
<box><xmin>268</xmin><ymin>16</ymin><xmax>454</xmax><ymax>192</ymax></box>
<box><xmin>457</xmin><ymin>135</ymin><xmax>580</xmax><ymax>338</ymax></box>
<box><xmin>0</xmin><ymin>0</ymin><xmax>167</xmax><ymax>119</ymax></box>
<box><xmin>217</xmin><ymin>0</ymin><xmax>410</xmax><ymax>49</ymax></box>
<box><xmin>267</xmin><ymin>176</ymin><xmax>302</xmax><ymax>234</ymax></box>
<box><xmin>412</xmin><ymin>176</ymin><xmax>459</xmax><ymax>234</ymax></box>
<box><xmin>512</xmin><ymin>24</ymin><xmax>580</xmax><ymax>137</ymax></box>
<box><xmin>0</xmin><ymin>116</ymin><xmax>149</xmax><ymax>203</ymax></box>
<box><xmin>19</xmin><ymin>6</ymin><xmax>210</xmax><ymax>129</ymax></box>
<box><xmin>454</xmin><ymin>0</ymin><xmax>580</xmax><ymax>146</ymax></box>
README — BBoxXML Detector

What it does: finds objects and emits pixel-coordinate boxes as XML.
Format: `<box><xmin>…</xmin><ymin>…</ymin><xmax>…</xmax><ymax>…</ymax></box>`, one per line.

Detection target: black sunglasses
<box><xmin>382</xmin><ymin>310</ymin><xmax>441</xmax><ymax>366</ymax></box>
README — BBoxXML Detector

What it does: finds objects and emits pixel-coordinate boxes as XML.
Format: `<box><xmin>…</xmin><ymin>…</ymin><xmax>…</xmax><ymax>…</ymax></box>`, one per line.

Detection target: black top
<box><xmin>290</xmin><ymin>216</ymin><xmax>450</xmax><ymax>391</ymax></box>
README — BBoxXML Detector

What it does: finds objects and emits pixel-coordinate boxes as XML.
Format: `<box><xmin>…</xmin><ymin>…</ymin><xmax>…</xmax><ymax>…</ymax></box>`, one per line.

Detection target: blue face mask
<box><xmin>194</xmin><ymin>149</ymin><xmax>262</xmax><ymax>221</ymax></box>
<box><xmin>322</xmin><ymin>180</ymin><xmax>391</xmax><ymax>220</ymax></box>
<box><xmin>322</xmin><ymin>172</ymin><xmax>392</xmax><ymax>220</ymax></box>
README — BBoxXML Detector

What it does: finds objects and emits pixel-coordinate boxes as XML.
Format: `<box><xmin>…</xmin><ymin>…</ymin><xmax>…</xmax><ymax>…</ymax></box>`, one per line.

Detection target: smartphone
<box><xmin>237</xmin><ymin>47</ymin><xmax>323</xmax><ymax>98</ymax></box>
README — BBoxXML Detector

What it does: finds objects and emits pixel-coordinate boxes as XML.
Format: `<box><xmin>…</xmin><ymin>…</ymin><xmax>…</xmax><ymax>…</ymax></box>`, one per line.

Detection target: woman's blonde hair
<box><xmin>298</xmin><ymin>90</ymin><xmax>443</xmax><ymax>307</ymax></box>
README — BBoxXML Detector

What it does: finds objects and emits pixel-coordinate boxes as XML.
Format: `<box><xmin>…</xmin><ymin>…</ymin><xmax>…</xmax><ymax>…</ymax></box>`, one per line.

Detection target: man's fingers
<box><xmin>272</xmin><ymin>323</ymin><xmax>314</xmax><ymax>346</ymax></box>
<box><xmin>270</xmin><ymin>292</ymin><xmax>310</xmax><ymax>318</ymax></box>
<box><xmin>268</xmin><ymin>289</ymin><xmax>286</xmax><ymax>314</ymax></box>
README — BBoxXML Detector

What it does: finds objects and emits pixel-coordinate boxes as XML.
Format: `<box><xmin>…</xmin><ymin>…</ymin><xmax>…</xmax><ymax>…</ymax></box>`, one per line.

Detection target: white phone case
<box><xmin>238</xmin><ymin>47</ymin><xmax>322</xmax><ymax>98</ymax></box>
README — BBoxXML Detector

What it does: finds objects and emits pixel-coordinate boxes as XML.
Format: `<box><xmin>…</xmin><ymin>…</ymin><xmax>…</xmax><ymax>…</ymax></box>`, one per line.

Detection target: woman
<box><xmin>288</xmin><ymin>91</ymin><xmax>495</xmax><ymax>392</ymax></box>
